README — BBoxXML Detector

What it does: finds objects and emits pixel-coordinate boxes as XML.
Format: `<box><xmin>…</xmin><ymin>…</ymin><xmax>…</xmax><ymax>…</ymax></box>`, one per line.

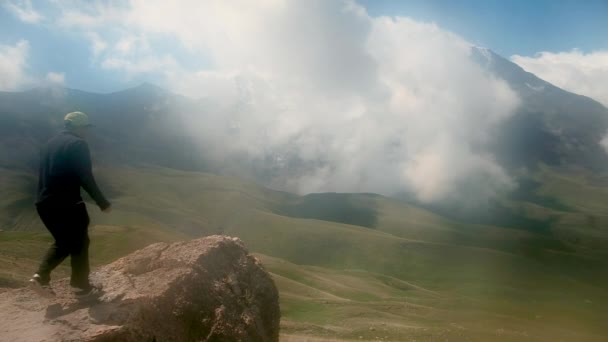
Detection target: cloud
<box><xmin>51</xmin><ymin>0</ymin><xmax>521</xmax><ymax>203</ymax></box>
<box><xmin>3</xmin><ymin>0</ymin><xmax>42</xmax><ymax>23</ymax></box>
<box><xmin>86</xmin><ymin>32</ymin><xmax>108</xmax><ymax>57</ymax></box>
<box><xmin>0</xmin><ymin>40</ymin><xmax>31</xmax><ymax>91</ymax></box>
<box><xmin>45</xmin><ymin>71</ymin><xmax>65</xmax><ymax>85</ymax></box>
<box><xmin>511</xmin><ymin>49</ymin><xmax>608</xmax><ymax>107</ymax></box>
<box><xmin>512</xmin><ymin>50</ymin><xmax>608</xmax><ymax>158</ymax></box>
<box><xmin>0</xmin><ymin>40</ymin><xmax>65</xmax><ymax>91</ymax></box>
<box><xmin>55</xmin><ymin>1</ymin><xmax>125</xmax><ymax>28</ymax></box>
<box><xmin>114</xmin><ymin>35</ymin><xmax>139</xmax><ymax>55</ymax></box>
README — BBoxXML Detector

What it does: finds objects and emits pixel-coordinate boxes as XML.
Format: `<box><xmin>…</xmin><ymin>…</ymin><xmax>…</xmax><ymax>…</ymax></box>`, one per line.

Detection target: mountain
<box><xmin>2</xmin><ymin>48</ymin><xmax>608</xmax><ymax>181</ymax></box>
<box><xmin>472</xmin><ymin>47</ymin><xmax>608</xmax><ymax>170</ymax></box>
<box><xmin>2</xmin><ymin>50</ymin><xmax>608</xmax><ymax>340</ymax></box>
<box><xmin>0</xmin><ymin>83</ymin><xmax>208</xmax><ymax>172</ymax></box>
<box><xmin>2</xmin><ymin>48</ymin><xmax>608</xmax><ymax>231</ymax></box>
<box><xmin>2</xmin><ymin>48</ymin><xmax>608</xmax><ymax>230</ymax></box>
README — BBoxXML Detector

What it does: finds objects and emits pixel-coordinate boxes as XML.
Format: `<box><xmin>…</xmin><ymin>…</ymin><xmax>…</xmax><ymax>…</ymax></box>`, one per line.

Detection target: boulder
<box><xmin>0</xmin><ymin>235</ymin><xmax>280</xmax><ymax>341</ymax></box>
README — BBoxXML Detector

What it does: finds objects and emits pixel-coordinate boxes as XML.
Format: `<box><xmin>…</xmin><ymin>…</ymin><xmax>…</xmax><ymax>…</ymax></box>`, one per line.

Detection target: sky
<box><xmin>0</xmin><ymin>0</ymin><xmax>607</xmax><ymax>201</ymax></box>
<box><xmin>1</xmin><ymin>0</ymin><xmax>606</xmax><ymax>96</ymax></box>
<box><xmin>361</xmin><ymin>0</ymin><xmax>608</xmax><ymax>57</ymax></box>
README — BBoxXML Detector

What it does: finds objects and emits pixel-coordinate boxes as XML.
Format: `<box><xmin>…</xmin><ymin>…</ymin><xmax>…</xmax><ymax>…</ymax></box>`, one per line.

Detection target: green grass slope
<box><xmin>1</xmin><ymin>165</ymin><xmax>608</xmax><ymax>340</ymax></box>
<box><xmin>0</xmin><ymin>225</ymin><xmax>187</xmax><ymax>286</ymax></box>
<box><xmin>261</xmin><ymin>255</ymin><xmax>607</xmax><ymax>341</ymax></box>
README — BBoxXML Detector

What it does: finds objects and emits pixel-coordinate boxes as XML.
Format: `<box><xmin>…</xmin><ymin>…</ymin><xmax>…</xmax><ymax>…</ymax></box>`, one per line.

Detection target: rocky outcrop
<box><xmin>0</xmin><ymin>235</ymin><xmax>280</xmax><ymax>342</ymax></box>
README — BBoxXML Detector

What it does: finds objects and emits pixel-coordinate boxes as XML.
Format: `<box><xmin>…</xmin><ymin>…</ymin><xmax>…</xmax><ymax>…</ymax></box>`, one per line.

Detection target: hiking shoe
<box><xmin>29</xmin><ymin>274</ymin><xmax>55</xmax><ymax>298</ymax></box>
<box><xmin>30</xmin><ymin>273</ymin><xmax>50</xmax><ymax>286</ymax></box>
<box><xmin>73</xmin><ymin>284</ymin><xmax>101</xmax><ymax>298</ymax></box>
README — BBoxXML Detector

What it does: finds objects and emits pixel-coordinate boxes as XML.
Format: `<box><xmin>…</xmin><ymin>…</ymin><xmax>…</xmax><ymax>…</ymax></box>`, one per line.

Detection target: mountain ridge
<box><xmin>1</xmin><ymin>49</ymin><xmax>608</xmax><ymax>210</ymax></box>
<box><xmin>473</xmin><ymin>47</ymin><xmax>607</xmax><ymax>110</ymax></box>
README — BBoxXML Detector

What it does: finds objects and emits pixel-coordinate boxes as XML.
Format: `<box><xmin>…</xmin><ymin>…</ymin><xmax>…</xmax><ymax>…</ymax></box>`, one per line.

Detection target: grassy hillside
<box><xmin>1</xmin><ymin>165</ymin><xmax>608</xmax><ymax>340</ymax></box>
<box><xmin>0</xmin><ymin>225</ymin><xmax>187</xmax><ymax>287</ymax></box>
<box><xmin>261</xmin><ymin>255</ymin><xmax>607</xmax><ymax>341</ymax></box>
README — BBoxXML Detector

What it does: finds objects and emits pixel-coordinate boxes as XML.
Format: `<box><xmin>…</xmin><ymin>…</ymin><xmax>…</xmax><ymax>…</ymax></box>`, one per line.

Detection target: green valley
<box><xmin>1</xmin><ymin>165</ymin><xmax>607</xmax><ymax>341</ymax></box>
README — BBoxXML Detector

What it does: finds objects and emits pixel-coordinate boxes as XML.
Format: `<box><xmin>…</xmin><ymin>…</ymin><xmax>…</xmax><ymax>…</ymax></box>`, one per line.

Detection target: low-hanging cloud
<box><xmin>54</xmin><ymin>0</ymin><xmax>521</xmax><ymax>203</ymax></box>
<box><xmin>45</xmin><ymin>72</ymin><xmax>66</xmax><ymax>85</ymax></box>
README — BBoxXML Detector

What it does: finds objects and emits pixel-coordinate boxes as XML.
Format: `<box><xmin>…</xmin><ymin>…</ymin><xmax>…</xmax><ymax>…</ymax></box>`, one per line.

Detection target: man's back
<box><xmin>37</xmin><ymin>131</ymin><xmax>109</xmax><ymax>209</ymax></box>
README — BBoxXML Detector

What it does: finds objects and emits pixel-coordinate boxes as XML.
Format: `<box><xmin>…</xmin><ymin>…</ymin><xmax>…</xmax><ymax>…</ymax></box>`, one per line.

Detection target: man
<box><xmin>29</xmin><ymin>111</ymin><xmax>111</xmax><ymax>296</ymax></box>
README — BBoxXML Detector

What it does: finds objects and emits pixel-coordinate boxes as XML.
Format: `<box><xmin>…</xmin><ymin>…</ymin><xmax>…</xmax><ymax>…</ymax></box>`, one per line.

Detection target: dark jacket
<box><xmin>37</xmin><ymin>131</ymin><xmax>111</xmax><ymax>210</ymax></box>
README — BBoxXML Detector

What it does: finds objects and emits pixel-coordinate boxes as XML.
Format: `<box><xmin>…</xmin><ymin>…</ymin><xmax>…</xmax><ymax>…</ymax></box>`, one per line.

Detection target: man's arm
<box><xmin>72</xmin><ymin>141</ymin><xmax>111</xmax><ymax>210</ymax></box>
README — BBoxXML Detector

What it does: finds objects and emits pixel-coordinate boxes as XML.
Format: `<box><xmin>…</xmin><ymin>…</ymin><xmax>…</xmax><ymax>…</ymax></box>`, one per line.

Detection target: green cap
<box><xmin>64</xmin><ymin>111</ymin><xmax>92</xmax><ymax>128</ymax></box>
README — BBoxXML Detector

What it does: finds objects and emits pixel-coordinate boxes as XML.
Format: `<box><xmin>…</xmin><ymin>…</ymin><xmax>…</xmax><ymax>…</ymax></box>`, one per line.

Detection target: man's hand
<box><xmin>102</xmin><ymin>205</ymin><xmax>112</xmax><ymax>213</ymax></box>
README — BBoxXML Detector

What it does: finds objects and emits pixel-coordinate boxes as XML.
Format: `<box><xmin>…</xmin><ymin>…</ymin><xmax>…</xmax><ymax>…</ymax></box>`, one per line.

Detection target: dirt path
<box><xmin>0</xmin><ymin>288</ymin><xmax>61</xmax><ymax>342</ymax></box>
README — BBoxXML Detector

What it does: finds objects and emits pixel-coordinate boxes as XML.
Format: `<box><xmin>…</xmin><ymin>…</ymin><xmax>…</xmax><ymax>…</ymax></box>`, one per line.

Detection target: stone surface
<box><xmin>0</xmin><ymin>235</ymin><xmax>280</xmax><ymax>342</ymax></box>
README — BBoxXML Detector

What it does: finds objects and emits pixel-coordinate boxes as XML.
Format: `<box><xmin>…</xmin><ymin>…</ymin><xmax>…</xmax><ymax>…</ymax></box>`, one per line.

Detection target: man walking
<box><xmin>30</xmin><ymin>111</ymin><xmax>111</xmax><ymax>296</ymax></box>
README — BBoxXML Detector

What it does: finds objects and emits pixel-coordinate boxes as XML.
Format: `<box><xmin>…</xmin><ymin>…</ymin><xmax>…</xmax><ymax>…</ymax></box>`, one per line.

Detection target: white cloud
<box><xmin>86</xmin><ymin>32</ymin><xmax>108</xmax><ymax>57</ymax></box>
<box><xmin>3</xmin><ymin>0</ymin><xmax>42</xmax><ymax>23</ymax></box>
<box><xmin>114</xmin><ymin>35</ymin><xmax>138</xmax><ymax>55</ymax></box>
<box><xmin>0</xmin><ymin>40</ymin><xmax>66</xmax><ymax>91</ymax></box>
<box><xmin>511</xmin><ymin>49</ymin><xmax>608</xmax><ymax>107</ymax></box>
<box><xmin>51</xmin><ymin>0</ymin><xmax>521</xmax><ymax>203</ymax></box>
<box><xmin>45</xmin><ymin>71</ymin><xmax>65</xmax><ymax>85</ymax></box>
<box><xmin>55</xmin><ymin>1</ymin><xmax>125</xmax><ymax>28</ymax></box>
<box><xmin>0</xmin><ymin>40</ymin><xmax>31</xmax><ymax>91</ymax></box>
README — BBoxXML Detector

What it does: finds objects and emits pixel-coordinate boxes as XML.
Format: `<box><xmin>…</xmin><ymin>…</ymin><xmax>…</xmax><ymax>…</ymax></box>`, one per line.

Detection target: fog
<box><xmin>60</xmin><ymin>0</ymin><xmax>522</xmax><ymax>202</ymax></box>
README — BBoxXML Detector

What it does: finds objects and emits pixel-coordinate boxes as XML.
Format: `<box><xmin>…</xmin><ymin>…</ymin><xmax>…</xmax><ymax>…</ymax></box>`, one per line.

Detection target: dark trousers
<box><xmin>36</xmin><ymin>202</ymin><xmax>90</xmax><ymax>288</ymax></box>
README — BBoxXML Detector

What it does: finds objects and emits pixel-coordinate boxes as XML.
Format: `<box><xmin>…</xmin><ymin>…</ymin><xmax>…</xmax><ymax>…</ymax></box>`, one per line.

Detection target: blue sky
<box><xmin>361</xmin><ymin>0</ymin><xmax>608</xmax><ymax>57</ymax></box>
<box><xmin>0</xmin><ymin>0</ymin><xmax>606</xmax><ymax>98</ymax></box>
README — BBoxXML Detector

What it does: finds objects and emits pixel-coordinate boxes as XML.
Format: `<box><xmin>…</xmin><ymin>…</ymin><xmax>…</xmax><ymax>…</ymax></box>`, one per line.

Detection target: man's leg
<box><xmin>70</xmin><ymin>230</ymin><xmax>90</xmax><ymax>289</ymax></box>
<box><xmin>37</xmin><ymin>242</ymin><xmax>69</xmax><ymax>284</ymax></box>
<box><xmin>69</xmin><ymin>203</ymin><xmax>91</xmax><ymax>289</ymax></box>
<box><xmin>36</xmin><ymin>205</ymin><xmax>71</xmax><ymax>284</ymax></box>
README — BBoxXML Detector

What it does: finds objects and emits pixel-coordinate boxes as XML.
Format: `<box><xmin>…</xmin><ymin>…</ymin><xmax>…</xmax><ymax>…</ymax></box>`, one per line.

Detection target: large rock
<box><xmin>0</xmin><ymin>235</ymin><xmax>280</xmax><ymax>341</ymax></box>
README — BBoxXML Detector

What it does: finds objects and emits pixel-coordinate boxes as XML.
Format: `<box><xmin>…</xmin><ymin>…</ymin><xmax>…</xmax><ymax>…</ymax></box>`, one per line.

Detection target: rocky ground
<box><xmin>0</xmin><ymin>235</ymin><xmax>280</xmax><ymax>342</ymax></box>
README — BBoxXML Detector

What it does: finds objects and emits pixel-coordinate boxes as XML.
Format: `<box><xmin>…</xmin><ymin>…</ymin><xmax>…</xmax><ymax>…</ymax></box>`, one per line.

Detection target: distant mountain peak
<box><xmin>137</xmin><ymin>82</ymin><xmax>164</xmax><ymax>91</ymax></box>
<box><xmin>469</xmin><ymin>46</ymin><xmax>553</xmax><ymax>94</ymax></box>
<box><xmin>109</xmin><ymin>82</ymin><xmax>170</xmax><ymax>98</ymax></box>
<box><xmin>471</xmin><ymin>46</ymin><xmax>495</xmax><ymax>65</ymax></box>
<box><xmin>467</xmin><ymin>46</ymin><xmax>608</xmax><ymax>170</ymax></box>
